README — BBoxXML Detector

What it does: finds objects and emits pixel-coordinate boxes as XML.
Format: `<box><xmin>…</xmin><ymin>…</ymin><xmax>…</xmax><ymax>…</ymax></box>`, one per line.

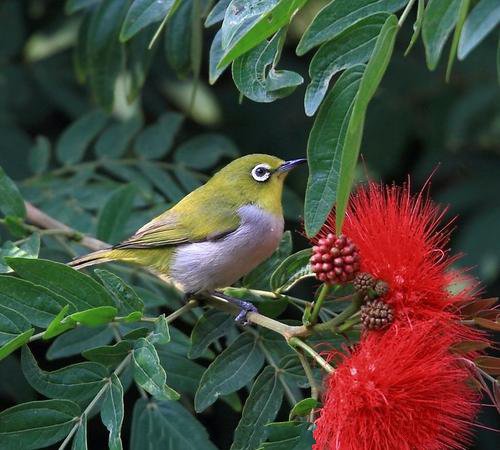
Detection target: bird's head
<box><xmin>209</xmin><ymin>154</ymin><xmax>306</xmax><ymax>214</ymax></box>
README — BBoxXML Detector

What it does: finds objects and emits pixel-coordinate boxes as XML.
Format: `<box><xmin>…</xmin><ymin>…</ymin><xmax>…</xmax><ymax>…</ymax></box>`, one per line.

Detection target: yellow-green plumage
<box><xmin>69</xmin><ymin>154</ymin><xmax>305</xmax><ymax>293</ymax></box>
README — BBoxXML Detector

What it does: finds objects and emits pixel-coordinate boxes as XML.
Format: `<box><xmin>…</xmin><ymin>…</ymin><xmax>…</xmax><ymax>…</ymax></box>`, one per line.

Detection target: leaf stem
<box><xmin>309</xmin><ymin>283</ymin><xmax>331</xmax><ymax>325</ymax></box>
<box><xmin>296</xmin><ymin>349</ymin><xmax>321</xmax><ymax>422</ymax></box>
<box><xmin>313</xmin><ymin>295</ymin><xmax>362</xmax><ymax>333</ymax></box>
<box><xmin>288</xmin><ymin>337</ymin><xmax>334</xmax><ymax>374</ymax></box>
<box><xmin>398</xmin><ymin>0</ymin><xmax>418</xmax><ymax>27</ymax></box>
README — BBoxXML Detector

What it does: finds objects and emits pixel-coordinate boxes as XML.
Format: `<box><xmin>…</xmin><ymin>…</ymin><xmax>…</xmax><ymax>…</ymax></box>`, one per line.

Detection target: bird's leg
<box><xmin>211</xmin><ymin>290</ymin><xmax>258</xmax><ymax>325</ymax></box>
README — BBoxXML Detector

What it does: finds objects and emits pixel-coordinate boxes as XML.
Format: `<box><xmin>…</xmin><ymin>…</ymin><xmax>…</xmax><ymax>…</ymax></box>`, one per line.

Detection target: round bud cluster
<box><xmin>374</xmin><ymin>280</ymin><xmax>389</xmax><ymax>297</ymax></box>
<box><xmin>361</xmin><ymin>299</ymin><xmax>394</xmax><ymax>330</ymax></box>
<box><xmin>310</xmin><ymin>234</ymin><xmax>360</xmax><ymax>283</ymax></box>
<box><xmin>353</xmin><ymin>272</ymin><xmax>375</xmax><ymax>293</ymax></box>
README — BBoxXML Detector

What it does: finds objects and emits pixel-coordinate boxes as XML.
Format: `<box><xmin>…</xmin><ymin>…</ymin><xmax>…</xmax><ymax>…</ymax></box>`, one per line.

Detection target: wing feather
<box><xmin>113</xmin><ymin>193</ymin><xmax>240</xmax><ymax>249</ymax></box>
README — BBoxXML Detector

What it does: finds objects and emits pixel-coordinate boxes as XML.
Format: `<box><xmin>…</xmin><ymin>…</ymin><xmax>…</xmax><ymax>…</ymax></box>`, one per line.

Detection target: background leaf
<box><xmin>422</xmin><ymin>0</ymin><xmax>462</xmax><ymax>70</ymax></box>
<box><xmin>458</xmin><ymin>0</ymin><xmax>500</xmax><ymax>59</ymax></box>
<box><xmin>96</xmin><ymin>184</ymin><xmax>137</xmax><ymax>243</ymax></box>
<box><xmin>195</xmin><ymin>331</ymin><xmax>264</xmax><ymax>412</ymax></box>
<box><xmin>55</xmin><ymin>110</ymin><xmax>108</xmax><ymax>165</ymax></box>
<box><xmin>130</xmin><ymin>398</ymin><xmax>218</xmax><ymax>450</ymax></box>
<box><xmin>0</xmin><ymin>166</ymin><xmax>26</xmax><ymax>218</ymax></box>
<box><xmin>0</xmin><ymin>399</ymin><xmax>80</xmax><ymax>450</ymax></box>
<box><xmin>231</xmin><ymin>366</ymin><xmax>284</xmax><ymax>450</ymax></box>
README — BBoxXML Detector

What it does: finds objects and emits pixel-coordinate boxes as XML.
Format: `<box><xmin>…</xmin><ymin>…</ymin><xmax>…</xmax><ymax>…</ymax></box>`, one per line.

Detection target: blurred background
<box><xmin>0</xmin><ymin>0</ymin><xmax>498</xmax><ymax>448</ymax></box>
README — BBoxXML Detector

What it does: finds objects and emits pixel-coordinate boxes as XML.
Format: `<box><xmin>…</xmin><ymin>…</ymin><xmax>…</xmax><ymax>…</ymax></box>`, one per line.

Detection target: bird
<box><xmin>69</xmin><ymin>154</ymin><xmax>306</xmax><ymax>320</ymax></box>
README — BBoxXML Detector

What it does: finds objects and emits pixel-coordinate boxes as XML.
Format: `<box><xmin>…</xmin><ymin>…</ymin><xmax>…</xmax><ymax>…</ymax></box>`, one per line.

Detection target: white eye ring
<box><xmin>251</xmin><ymin>164</ymin><xmax>271</xmax><ymax>182</ymax></box>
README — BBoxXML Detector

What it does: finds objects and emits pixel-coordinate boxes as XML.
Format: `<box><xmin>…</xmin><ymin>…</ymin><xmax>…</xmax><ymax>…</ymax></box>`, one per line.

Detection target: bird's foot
<box><xmin>212</xmin><ymin>291</ymin><xmax>258</xmax><ymax>325</ymax></box>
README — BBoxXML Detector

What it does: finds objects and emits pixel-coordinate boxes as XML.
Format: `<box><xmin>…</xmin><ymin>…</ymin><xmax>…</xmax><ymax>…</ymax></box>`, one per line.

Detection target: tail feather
<box><xmin>68</xmin><ymin>249</ymin><xmax>113</xmax><ymax>270</ymax></box>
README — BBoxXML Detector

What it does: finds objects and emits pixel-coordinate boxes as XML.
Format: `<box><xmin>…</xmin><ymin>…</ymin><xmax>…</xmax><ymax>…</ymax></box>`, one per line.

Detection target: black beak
<box><xmin>277</xmin><ymin>158</ymin><xmax>307</xmax><ymax>173</ymax></box>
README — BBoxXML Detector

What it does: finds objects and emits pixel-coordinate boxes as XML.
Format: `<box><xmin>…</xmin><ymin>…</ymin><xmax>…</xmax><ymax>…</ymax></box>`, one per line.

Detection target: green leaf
<box><xmin>305</xmin><ymin>13</ymin><xmax>387</xmax><ymax>116</ymax></box>
<box><xmin>69</xmin><ymin>306</ymin><xmax>118</xmax><ymax>327</ymax></box>
<box><xmin>258</xmin><ymin>421</ymin><xmax>314</xmax><ymax>450</ymax></box>
<box><xmin>87</xmin><ymin>0</ymin><xmax>128</xmax><ymax>111</ymax></box>
<box><xmin>134</xmin><ymin>112</ymin><xmax>183</xmax><ymax>159</ymax></box>
<box><xmin>205</xmin><ymin>0</ymin><xmax>231</xmax><ymax>27</ymax></box>
<box><xmin>55</xmin><ymin>110</ymin><xmax>108</xmax><ymax>165</ymax></box>
<box><xmin>405</xmin><ymin>0</ymin><xmax>425</xmax><ymax>55</ymax></box>
<box><xmin>303</xmin><ymin>66</ymin><xmax>364</xmax><ymax>237</ymax></box>
<box><xmin>43</xmin><ymin>305</ymin><xmax>76</xmax><ymax>340</ymax></box>
<box><xmin>0</xmin><ymin>234</ymin><xmax>40</xmax><ymax>273</ymax></box>
<box><xmin>94</xmin><ymin>115</ymin><xmax>143</xmax><ymax>159</ymax></box>
<box><xmin>157</xmin><ymin>348</ymin><xmax>205</xmax><ymax>396</ymax></box>
<box><xmin>101</xmin><ymin>374</ymin><xmax>124</xmax><ymax>450</ymax></box>
<box><xmin>270</xmin><ymin>249</ymin><xmax>313</xmax><ymax>293</ymax></box>
<box><xmin>0</xmin><ymin>304</ymin><xmax>31</xmax><ymax>346</ymax></box>
<box><xmin>195</xmin><ymin>332</ymin><xmax>264</xmax><ymax>412</ymax></box>
<box><xmin>21</xmin><ymin>347</ymin><xmax>108</xmax><ymax>407</ymax></box>
<box><xmin>132</xmin><ymin>337</ymin><xmax>180</xmax><ymax>400</ymax></box>
<box><xmin>219</xmin><ymin>0</ymin><xmax>308</xmax><ymax>68</ymax></box>
<box><xmin>71</xmin><ymin>419</ymin><xmax>87</xmax><ymax>450</ymax></box>
<box><xmin>164</xmin><ymin>0</ymin><xmax>194</xmax><ymax>78</ymax></box>
<box><xmin>95</xmin><ymin>269</ymin><xmax>145</xmax><ymax>315</ymax></box>
<box><xmin>422</xmin><ymin>0</ymin><xmax>462</xmax><ymax>70</ymax></box>
<box><xmin>0</xmin><ymin>166</ymin><xmax>26</xmax><ymax>218</ymax></box>
<box><xmin>0</xmin><ymin>276</ymin><xmax>65</xmax><ymax>328</ymax></box>
<box><xmin>232</xmin><ymin>31</ymin><xmax>303</xmax><ymax>103</ymax></box>
<box><xmin>297</xmin><ymin>0</ymin><xmax>407</xmax><ymax>55</ymax></box>
<box><xmin>74</xmin><ymin>12</ymin><xmax>91</xmax><ymax>82</ymax></box>
<box><xmin>175</xmin><ymin>133</ymin><xmax>239</xmax><ymax>168</ymax></box>
<box><xmin>243</xmin><ymin>231</ymin><xmax>292</xmax><ymax>289</ymax></box>
<box><xmin>0</xmin><ymin>328</ymin><xmax>34</xmax><ymax>361</ymax></box>
<box><xmin>127</xmin><ymin>25</ymin><xmax>159</xmax><ymax>102</ymax></box>
<box><xmin>137</xmin><ymin>161</ymin><xmax>185</xmax><ymax>202</ymax></box>
<box><xmin>7</xmin><ymin>257</ymin><xmax>116</xmax><ymax>311</ymax></box>
<box><xmin>209</xmin><ymin>29</ymin><xmax>229</xmax><ymax>84</ymax></box>
<box><xmin>83</xmin><ymin>341</ymin><xmax>132</xmax><ymax>367</ymax></box>
<box><xmin>231</xmin><ymin>366</ymin><xmax>284</xmax><ymax>450</ymax></box>
<box><xmin>28</xmin><ymin>136</ymin><xmax>50</xmax><ymax>175</ymax></box>
<box><xmin>149</xmin><ymin>314</ymin><xmax>170</xmax><ymax>344</ymax></box>
<box><xmin>189</xmin><ymin>309</ymin><xmax>233</xmax><ymax>359</ymax></box>
<box><xmin>445</xmin><ymin>0</ymin><xmax>470</xmax><ymax>81</ymax></box>
<box><xmin>130</xmin><ymin>398</ymin><xmax>218</xmax><ymax>450</ymax></box>
<box><xmin>0</xmin><ymin>399</ymin><xmax>80</xmax><ymax>450</ymax></box>
<box><xmin>289</xmin><ymin>398</ymin><xmax>319</xmax><ymax>419</ymax></box>
<box><xmin>121</xmin><ymin>0</ymin><xmax>177</xmax><ymax>41</ymax></box>
<box><xmin>336</xmin><ymin>14</ymin><xmax>398</xmax><ymax>231</ymax></box>
<box><xmin>66</xmin><ymin>0</ymin><xmax>100</xmax><ymax>14</ymax></box>
<box><xmin>458</xmin><ymin>0</ymin><xmax>500</xmax><ymax>59</ymax></box>
<box><xmin>96</xmin><ymin>184</ymin><xmax>137</xmax><ymax>243</ymax></box>
<box><xmin>48</xmin><ymin>325</ymin><xmax>114</xmax><ymax>360</ymax></box>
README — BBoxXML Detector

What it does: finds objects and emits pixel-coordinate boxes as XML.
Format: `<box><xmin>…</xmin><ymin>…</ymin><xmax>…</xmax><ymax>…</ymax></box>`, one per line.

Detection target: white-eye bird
<box><xmin>69</xmin><ymin>154</ymin><xmax>306</xmax><ymax>319</ymax></box>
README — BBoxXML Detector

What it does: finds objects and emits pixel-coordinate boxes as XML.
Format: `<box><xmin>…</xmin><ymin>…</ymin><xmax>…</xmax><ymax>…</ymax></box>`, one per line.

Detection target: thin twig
<box><xmin>58</xmin><ymin>354</ymin><xmax>131</xmax><ymax>450</ymax></box>
<box><xmin>288</xmin><ymin>337</ymin><xmax>334</xmax><ymax>374</ymax></box>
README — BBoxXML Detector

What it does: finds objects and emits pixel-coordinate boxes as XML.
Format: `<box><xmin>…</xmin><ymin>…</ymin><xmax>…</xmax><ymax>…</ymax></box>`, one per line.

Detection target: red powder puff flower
<box><xmin>313</xmin><ymin>321</ymin><xmax>479</xmax><ymax>450</ymax></box>
<box><xmin>313</xmin><ymin>181</ymin><xmax>470</xmax><ymax>324</ymax></box>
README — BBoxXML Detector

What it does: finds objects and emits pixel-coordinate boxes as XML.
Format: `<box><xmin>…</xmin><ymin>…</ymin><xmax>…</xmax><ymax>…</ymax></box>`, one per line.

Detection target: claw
<box><xmin>212</xmin><ymin>291</ymin><xmax>258</xmax><ymax>325</ymax></box>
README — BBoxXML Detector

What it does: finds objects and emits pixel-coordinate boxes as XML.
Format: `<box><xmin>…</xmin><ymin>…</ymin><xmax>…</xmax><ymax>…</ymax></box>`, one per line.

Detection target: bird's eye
<box><xmin>251</xmin><ymin>164</ymin><xmax>271</xmax><ymax>182</ymax></box>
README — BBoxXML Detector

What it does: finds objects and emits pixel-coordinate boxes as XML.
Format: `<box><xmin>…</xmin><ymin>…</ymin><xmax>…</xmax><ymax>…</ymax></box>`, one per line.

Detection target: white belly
<box><xmin>170</xmin><ymin>204</ymin><xmax>284</xmax><ymax>293</ymax></box>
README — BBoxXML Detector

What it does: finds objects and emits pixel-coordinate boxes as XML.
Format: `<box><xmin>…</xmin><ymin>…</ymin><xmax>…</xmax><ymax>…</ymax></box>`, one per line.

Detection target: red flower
<box><xmin>315</xmin><ymin>182</ymin><xmax>470</xmax><ymax>324</ymax></box>
<box><xmin>313</xmin><ymin>321</ymin><xmax>479</xmax><ymax>450</ymax></box>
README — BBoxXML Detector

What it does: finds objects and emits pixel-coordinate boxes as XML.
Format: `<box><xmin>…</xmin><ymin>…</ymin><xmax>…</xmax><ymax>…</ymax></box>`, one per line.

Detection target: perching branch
<box><xmin>25</xmin><ymin>202</ymin><xmax>108</xmax><ymax>251</ymax></box>
<box><xmin>23</xmin><ymin>201</ymin><xmax>337</xmax><ymax>374</ymax></box>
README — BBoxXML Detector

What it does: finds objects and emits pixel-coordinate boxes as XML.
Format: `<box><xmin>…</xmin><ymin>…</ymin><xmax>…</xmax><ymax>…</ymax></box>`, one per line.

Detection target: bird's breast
<box><xmin>170</xmin><ymin>204</ymin><xmax>284</xmax><ymax>293</ymax></box>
